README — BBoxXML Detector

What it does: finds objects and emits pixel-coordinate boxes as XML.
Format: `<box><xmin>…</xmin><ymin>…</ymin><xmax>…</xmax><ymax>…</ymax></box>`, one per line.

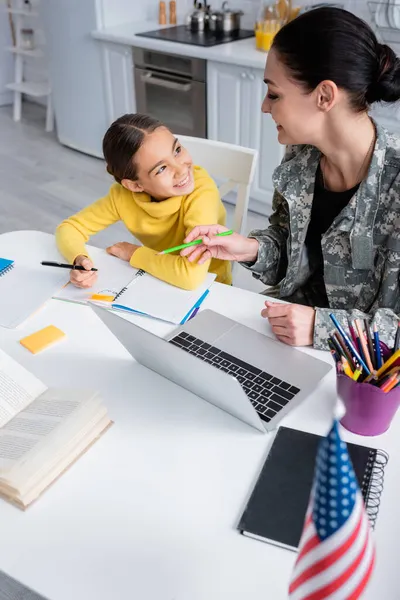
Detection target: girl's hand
<box><xmin>70</xmin><ymin>255</ymin><xmax>98</xmax><ymax>289</ymax></box>
<box><xmin>262</xmin><ymin>301</ymin><xmax>315</xmax><ymax>346</ymax></box>
<box><xmin>180</xmin><ymin>225</ymin><xmax>259</xmax><ymax>264</ymax></box>
<box><xmin>106</xmin><ymin>242</ymin><xmax>140</xmax><ymax>262</ymax></box>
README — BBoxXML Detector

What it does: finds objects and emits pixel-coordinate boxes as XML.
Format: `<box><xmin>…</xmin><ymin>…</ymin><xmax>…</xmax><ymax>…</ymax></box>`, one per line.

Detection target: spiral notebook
<box><xmin>238</xmin><ymin>426</ymin><xmax>388</xmax><ymax>551</ymax></box>
<box><xmin>0</xmin><ymin>259</ymin><xmax>70</xmax><ymax>329</ymax></box>
<box><xmin>0</xmin><ymin>258</ymin><xmax>14</xmax><ymax>276</ymax></box>
<box><xmin>106</xmin><ymin>269</ymin><xmax>216</xmax><ymax>325</ymax></box>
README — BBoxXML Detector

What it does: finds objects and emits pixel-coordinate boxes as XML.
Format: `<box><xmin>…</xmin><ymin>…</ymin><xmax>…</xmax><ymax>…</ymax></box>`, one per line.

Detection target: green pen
<box><xmin>158</xmin><ymin>229</ymin><xmax>234</xmax><ymax>255</ymax></box>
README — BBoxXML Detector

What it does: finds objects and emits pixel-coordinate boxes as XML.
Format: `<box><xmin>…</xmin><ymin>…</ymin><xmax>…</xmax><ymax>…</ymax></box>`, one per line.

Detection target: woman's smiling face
<box><xmin>261</xmin><ymin>48</ymin><xmax>325</xmax><ymax>146</ymax></box>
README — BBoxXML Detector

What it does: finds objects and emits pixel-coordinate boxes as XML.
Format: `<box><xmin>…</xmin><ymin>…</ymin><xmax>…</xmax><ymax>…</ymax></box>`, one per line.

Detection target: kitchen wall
<box><xmin>179</xmin><ymin>0</ymin><xmax>370</xmax><ymax>30</ymax></box>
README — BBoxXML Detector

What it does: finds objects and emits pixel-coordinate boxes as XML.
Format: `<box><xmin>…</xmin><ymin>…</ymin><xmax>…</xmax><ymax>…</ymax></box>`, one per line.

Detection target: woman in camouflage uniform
<box><xmin>182</xmin><ymin>7</ymin><xmax>400</xmax><ymax>350</ymax></box>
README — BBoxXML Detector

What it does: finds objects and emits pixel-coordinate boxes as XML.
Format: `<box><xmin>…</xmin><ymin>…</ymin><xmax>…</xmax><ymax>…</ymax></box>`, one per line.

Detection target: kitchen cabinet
<box><xmin>101</xmin><ymin>42</ymin><xmax>135</xmax><ymax>125</ymax></box>
<box><xmin>207</xmin><ymin>61</ymin><xmax>284</xmax><ymax>212</ymax></box>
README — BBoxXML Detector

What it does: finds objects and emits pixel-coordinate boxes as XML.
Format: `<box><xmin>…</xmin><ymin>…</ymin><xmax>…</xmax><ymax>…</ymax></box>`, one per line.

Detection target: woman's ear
<box><xmin>121</xmin><ymin>178</ymin><xmax>143</xmax><ymax>193</ymax></box>
<box><xmin>316</xmin><ymin>80</ymin><xmax>338</xmax><ymax>112</ymax></box>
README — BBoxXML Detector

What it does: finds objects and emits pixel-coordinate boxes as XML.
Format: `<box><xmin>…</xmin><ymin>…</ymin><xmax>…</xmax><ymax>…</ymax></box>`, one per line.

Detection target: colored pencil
<box><xmin>364</xmin><ymin>319</ymin><xmax>376</xmax><ymax>370</ymax></box>
<box><xmin>341</xmin><ymin>356</ymin><xmax>354</xmax><ymax>378</ymax></box>
<box><xmin>394</xmin><ymin>321</ymin><xmax>400</xmax><ymax>352</ymax></box>
<box><xmin>381</xmin><ymin>373</ymin><xmax>400</xmax><ymax>393</ymax></box>
<box><xmin>159</xmin><ymin>230</ymin><xmax>234</xmax><ymax>255</ymax></box>
<box><xmin>354</xmin><ymin>318</ymin><xmax>374</xmax><ymax>374</ymax></box>
<box><xmin>365</xmin><ymin>349</ymin><xmax>400</xmax><ymax>382</ymax></box>
<box><xmin>333</xmin><ymin>332</ymin><xmax>355</xmax><ymax>367</ymax></box>
<box><xmin>347</xmin><ymin>318</ymin><xmax>358</xmax><ymax>348</ymax></box>
<box><xmin>329</xmin><ymin>313</ymin><xmax>370</xmax><ymax>375</ymax></box>
<box><xmin>373</xmin><ymin>323</ymin><xmax>383</xmax><ymax>369</ymax></box>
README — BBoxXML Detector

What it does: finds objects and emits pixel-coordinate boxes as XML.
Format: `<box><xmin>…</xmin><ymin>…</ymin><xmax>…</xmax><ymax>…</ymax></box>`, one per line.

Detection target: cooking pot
<box><xmin>209</xmin><ymin>1</ymin><xmax>243</xmax><ymax>33</ymax></box>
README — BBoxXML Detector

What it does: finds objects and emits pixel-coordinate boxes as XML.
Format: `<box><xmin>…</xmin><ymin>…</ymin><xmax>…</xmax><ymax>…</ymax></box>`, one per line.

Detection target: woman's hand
<box><xmin>262</xmin><ymin>301</ymin><xmax>315</xmax><ymax>346</ymax></box>
<box><xmin>70</xmin><ymin>255</ymin><xmax>98</xmax><ymax>289</ymax></box>
<box><xmin>181</xmin><ymin>225</ymin><xmax>259</xmax><ymax>264</ymax></box>
<box><xmin>106</xmin><ymin>242</ymin><xmax>140</xmax><ymax>262</ymax></box>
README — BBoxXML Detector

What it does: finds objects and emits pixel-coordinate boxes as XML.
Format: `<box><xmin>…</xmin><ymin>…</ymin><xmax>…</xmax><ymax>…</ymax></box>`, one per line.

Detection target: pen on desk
<box><xmin>158</xmin><ymin>230</ymin><xmax>234</xmax><ymax>255</ymax></box>
<box><xmin>394</xmin><ymin>321</ymin><xmax>400</xmax><ymax>352</ymax></box>
<box><xmin>329</xmin><ymin>313</ymin><xmax>370</xmax><ymax>375</ymax></box>
<box><xmin>373</xmin><ymin>323</ymin><xmax>383</xmax><ymax>369</ymax></box>
<box><xmin>41</xmin><ymin>261</ymin><xmax>98</xmax><ymax>272</ymax></box>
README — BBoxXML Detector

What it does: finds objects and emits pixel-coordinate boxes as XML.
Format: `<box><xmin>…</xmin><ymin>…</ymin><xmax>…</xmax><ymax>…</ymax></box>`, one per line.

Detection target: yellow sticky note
<box><xmin>20</xmin><ymin>325</ymin><xmax>66</xmax><ymax>354</ymax></box>
<box><xmin>90</xmin><ymin>294</ymin><xmax>114</xmax><ymax>302</ymax></box>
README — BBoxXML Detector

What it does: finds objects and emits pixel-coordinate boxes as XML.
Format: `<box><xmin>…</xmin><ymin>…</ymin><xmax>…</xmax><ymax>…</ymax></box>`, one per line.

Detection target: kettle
<box><xmin>186</xmin><ymin>1</ymin><xmax>210</xmax><ymax>32</ymax></box>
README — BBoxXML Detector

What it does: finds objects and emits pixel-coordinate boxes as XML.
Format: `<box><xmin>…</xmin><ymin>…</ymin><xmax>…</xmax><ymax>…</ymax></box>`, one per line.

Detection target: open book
<box><xmin>0</xmin><ymin>350</ymin><xmax>111</xmax><ymax>509</ymax></box>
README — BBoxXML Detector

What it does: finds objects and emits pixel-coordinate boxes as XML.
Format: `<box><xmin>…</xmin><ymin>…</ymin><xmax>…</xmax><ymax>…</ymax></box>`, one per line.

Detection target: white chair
<box><xmin>178</xmin><ymin>136</ymin><xmax>258</xmax><ymax>238</ymax></box>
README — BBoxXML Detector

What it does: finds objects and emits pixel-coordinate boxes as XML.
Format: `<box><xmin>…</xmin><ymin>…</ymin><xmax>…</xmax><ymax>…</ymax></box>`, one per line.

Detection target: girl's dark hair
<box><xmin>103</xmin><ymin>113</ymin><xmax>164</xmax><ymax>183</ymax></box>
<box><xmin>272</xmin><ymin>7</ymin><xmax>400</xmax><ymax>111</ymax></box>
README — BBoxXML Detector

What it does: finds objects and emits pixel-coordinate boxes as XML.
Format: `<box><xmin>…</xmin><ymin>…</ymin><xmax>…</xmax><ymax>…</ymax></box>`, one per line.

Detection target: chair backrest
<box><xmin>178</xmin><ymin>136</ymin><xmax>258</xmax><ymax>236</ymax></box>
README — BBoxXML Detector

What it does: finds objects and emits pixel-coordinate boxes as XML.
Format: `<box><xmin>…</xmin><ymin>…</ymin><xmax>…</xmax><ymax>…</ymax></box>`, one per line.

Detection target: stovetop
<box><xmin>136</xmin><ymin>25</ymin><xmax>255</xmax><ymax>47</ymax></box>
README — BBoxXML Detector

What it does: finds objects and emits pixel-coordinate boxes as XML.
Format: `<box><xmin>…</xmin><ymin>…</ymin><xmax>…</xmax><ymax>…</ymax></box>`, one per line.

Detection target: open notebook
<box><xmin>54</xmin><ymin>250</ymin><xmax>134</xmax><ymax>306</ymax></box>
<box><xmin>54</xmin><ymin>249</ymin><xmax>216</xmax><ymax>325</ymax></box>
<box><xmin>0</xmin><ymin>258</ymin><xmax>70</xmax><ymax>329</ymax></box>
<box><xmin>98</xmin><ymin>270</ymin><xmax>216</xmax><ymax>325</ymax></box>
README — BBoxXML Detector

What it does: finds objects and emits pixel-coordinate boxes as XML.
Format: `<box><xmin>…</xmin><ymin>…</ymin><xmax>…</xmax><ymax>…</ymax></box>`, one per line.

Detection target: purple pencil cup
<box><xmin>337</xmin><ymin>374</ymin><xmax>400</xmax><ymax>436</ymax></box>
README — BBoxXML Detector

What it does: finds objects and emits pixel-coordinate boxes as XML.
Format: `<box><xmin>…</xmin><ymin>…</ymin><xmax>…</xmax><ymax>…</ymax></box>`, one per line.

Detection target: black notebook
<box><xmin>238</xmin><ymin>426</ymin><xmax>389</xmax><ymax>551</ymax></box>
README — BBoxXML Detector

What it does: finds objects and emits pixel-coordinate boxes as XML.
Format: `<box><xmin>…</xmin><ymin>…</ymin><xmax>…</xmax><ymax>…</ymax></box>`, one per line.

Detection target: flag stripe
<box><xmin>296</xmin><ymin>525</ymin><xmax>370</xmax><ymax>600</ymax></box>
<box><xmin>346</xmin><ymin>548</ymin><xmax>376</xmax><ymax>600</ymax></box>
<box><xmin>292</xmin><ymin>495</ymin><xmax>363</xmax><ymax>582</ymax></box>
<box><xmin>289</xmin><ymin>509</ymin><xmax>364</xmax><ymax>593</ymax></box>
<box><xmin>321</xmin><ymin>534</ymin><xmax>375</xmax><ymax>600</ymax></box>
<box><xmin>289</xmin><ymin>512</ymin><xmax>370</xmax><ymax>600</ymax></box>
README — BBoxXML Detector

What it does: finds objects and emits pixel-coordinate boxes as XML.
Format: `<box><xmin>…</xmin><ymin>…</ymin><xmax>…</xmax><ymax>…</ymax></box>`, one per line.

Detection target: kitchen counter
<box><xmin>92</xmin><ymin>21</ymin><xmax>267</xmax><ymax>70</ymax></box>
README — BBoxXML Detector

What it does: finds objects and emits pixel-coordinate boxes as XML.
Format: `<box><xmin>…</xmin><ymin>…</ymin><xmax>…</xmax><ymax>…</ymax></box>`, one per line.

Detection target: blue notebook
<box><xmin>0</xmin><ymin>258</ymin><xmax>14</xmax><ymax>276</ymax></box>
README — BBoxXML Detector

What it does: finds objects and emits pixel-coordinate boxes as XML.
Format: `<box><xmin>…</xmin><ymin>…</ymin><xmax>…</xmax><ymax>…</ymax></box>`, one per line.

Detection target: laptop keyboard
<box><xmin>169</xmin><ymin>332</ymin><xmax>301</xmax><ymax>423</ymax></box>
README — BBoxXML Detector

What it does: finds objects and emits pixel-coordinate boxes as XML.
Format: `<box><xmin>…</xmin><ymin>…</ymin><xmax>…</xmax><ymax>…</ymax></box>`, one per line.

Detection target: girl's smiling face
<box><xmin>122</xmin><ymin>127</ymin><xmax>195</xmax><ymax>200</ymax></box>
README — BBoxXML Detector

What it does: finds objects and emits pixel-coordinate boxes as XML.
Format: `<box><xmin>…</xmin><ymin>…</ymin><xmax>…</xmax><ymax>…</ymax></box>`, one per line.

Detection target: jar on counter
<box><xmin>255</xmin><ymin>1</ymin><xmax>280</xmax><ymax>52</ymax></box>
<box><xmin>21</xmin><ymin>28</ymin><xmax>35</xmax><ymax>50</ymax></box>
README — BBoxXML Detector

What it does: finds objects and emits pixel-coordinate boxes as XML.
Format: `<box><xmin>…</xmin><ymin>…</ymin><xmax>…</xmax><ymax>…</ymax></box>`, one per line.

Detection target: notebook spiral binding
<box><xmin>114</xmin><ymin>270</ymin><xmax>145</xmax><ymax>301</ymax></box>
<box><xmin>0</xmin><ymin>264</ymin><xmax>14</xmax><ymax>277</ymax></box>
<box><xmin>362</xmin><ymin>448</ymin><xmax>389</xmax><ymax>529</ymax></box>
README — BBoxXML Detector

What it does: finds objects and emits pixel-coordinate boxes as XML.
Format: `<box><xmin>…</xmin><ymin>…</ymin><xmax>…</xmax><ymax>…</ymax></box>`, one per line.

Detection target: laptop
<box><xmin>92</xmin><ymin>306</ymin><xmax>332</xmax><ymax>433</ymax></box>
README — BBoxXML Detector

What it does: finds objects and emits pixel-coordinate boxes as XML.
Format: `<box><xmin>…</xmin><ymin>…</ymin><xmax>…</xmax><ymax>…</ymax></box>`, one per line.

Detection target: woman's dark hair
<box><xmin>103</xmin><ymin>113</ymin><xmax>164</xmax><ymax>183</ymax></box>
<box><xmin>272</xmin><ymin>7</ymin><xmax>400</xmax><ymax>111</ymax></box>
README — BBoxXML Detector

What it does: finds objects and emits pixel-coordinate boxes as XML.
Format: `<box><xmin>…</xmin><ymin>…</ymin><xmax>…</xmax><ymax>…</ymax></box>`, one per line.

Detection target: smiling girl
<box><xmin>55</xmin><ymin>113</ymin><xmax>232</xmax><ymax>290</ymax></box>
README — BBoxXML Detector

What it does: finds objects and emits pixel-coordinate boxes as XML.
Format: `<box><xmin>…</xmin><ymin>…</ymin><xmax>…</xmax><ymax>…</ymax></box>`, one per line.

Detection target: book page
<box><xmin>0</xmin><ymin>569</ymin><xmax>48</xmax><ymax>599</ymax></box>
<box><xmin>0</xmin><ymin>350</ymin><xmax>47</xmax><ymax>429</ymax></box>
<box><xmin>0</xmin><ymin>389</ymin><xmax>81</xmax><ymax>472</ymax></box>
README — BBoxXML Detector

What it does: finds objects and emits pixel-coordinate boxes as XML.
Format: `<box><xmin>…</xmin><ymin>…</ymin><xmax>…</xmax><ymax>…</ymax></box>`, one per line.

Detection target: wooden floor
<box><xmin>0</xmin><ymin>103</ymin><xmax>265</xmax><ymax>292</ymax></box>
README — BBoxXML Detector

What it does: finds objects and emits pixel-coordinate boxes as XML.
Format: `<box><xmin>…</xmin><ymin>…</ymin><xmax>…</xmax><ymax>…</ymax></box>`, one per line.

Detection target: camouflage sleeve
<box><xmin>314</xmin><ymin>307</ymin><xmax>399</xmax><ymax>350</ymax></box>
<box><xmin>239</xmin><ymin>189</ymin><xmax>290</xmax><ymax>286</ymax></box>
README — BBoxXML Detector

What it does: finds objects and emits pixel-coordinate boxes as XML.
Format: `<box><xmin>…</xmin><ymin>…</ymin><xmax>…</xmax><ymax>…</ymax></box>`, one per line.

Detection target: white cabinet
<box><xmin>207</xmin><ymin>61</ymin><xmax>284</xmax><ymax>212</ymax></box>
<box><xmin>101</xmin><ymin>42</ymin><xmax>135</xmax><ymax>125</ymax></box>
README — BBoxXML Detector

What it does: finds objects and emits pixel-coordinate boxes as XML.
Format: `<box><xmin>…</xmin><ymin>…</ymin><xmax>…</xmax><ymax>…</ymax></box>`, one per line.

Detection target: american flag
<box><xmin>289</xmin><ymin>420</ymin><xmax>375</xmax><ymax>600</ymax></box>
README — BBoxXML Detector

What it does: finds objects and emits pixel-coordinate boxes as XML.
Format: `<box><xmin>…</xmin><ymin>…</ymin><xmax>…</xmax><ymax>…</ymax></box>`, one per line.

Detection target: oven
<box><xmin>133</xmin><ymin>48</ymin><xmax>207</xmax><ymax>138</ymax></box>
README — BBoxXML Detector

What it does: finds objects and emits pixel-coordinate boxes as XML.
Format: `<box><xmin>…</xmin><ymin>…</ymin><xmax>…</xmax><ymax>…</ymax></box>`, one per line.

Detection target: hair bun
<box><xmin>366</xmin><ymin>43</ymin><xmax>400</xmax><ymax>104</ymax></box>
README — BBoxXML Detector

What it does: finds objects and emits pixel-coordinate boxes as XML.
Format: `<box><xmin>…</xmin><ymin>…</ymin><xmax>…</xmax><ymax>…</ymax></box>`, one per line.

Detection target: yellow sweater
<box><xmin>56</xmin><ymin>166</ymin><xmax>232</xmax><ymax>290</ymax></box>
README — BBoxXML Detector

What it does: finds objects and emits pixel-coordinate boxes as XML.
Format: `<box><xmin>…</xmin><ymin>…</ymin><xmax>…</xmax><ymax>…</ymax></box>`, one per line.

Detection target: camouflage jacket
<box><xmin>241</xmin><ymin>122</ymin><xmax>400</xmax><ymax>349</ymax></box>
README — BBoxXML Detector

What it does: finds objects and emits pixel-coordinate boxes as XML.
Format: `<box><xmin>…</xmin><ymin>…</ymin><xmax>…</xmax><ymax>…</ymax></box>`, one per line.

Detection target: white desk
<box><xmin>0</xmin><ymin>231</ymin><xmax>399</xmax><ymax>600</ymax></box>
